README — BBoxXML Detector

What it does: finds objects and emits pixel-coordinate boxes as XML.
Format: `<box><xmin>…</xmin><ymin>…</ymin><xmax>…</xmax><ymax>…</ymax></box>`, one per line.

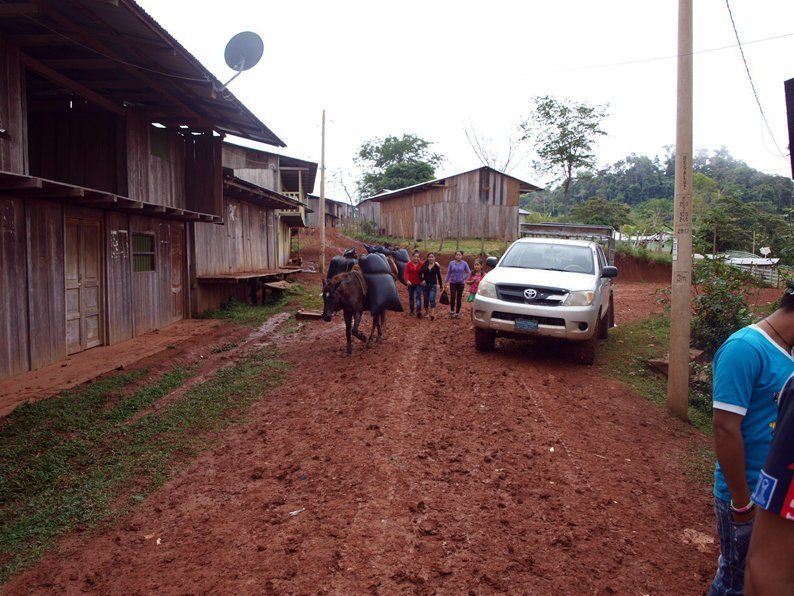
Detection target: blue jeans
<box><xmin>423</xmin><ymin>285</ymin><xmax>438</xmax><ymax>308</ymax></box>
<box><xmin>710</xmin><ymin>497</ymin><xmax>754</xmax><ymax>596</ymax></box>
<box><xmin>408</xmin><ymin>285</ymin><xmax>422</xmax><ymax>313</ymax></box>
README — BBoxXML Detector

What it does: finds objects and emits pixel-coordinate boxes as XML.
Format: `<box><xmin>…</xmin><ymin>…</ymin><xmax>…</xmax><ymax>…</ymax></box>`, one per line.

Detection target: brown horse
<box><xmin>322</xmin><ymin>269</ymin><xmax>385</xmax><ymax>355</ymax></box>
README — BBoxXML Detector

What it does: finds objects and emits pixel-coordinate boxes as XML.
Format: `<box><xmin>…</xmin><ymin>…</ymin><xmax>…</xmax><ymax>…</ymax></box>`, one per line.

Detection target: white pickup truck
<box><xmin>471</xmin><ymin>225</ymin><xmax>618</xmax><ymax>365</ymax></box>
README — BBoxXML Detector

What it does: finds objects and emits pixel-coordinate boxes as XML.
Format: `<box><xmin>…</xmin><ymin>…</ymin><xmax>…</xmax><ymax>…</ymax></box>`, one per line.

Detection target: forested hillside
<box><xmin>522</xmin><ymin>149</ymin><xmax>794</xmax><ymax>262</ymax></box>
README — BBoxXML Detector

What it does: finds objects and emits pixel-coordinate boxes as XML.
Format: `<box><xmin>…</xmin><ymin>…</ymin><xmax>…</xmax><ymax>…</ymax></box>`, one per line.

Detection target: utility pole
<box><xmin>668</xmin><ymin>0</ymin><xmax>693</xmax><ymax>420</ymax></box>
<box><xmin>319</xmin><ymin>109</ymin><xmax>326</xmax><ymax>275</ymax></box>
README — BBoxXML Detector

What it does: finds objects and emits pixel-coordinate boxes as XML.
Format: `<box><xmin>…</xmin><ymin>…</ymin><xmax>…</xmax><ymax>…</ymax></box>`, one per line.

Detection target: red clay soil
<box><xmin>7</xmin><ymin>280</ymin><xmax>717</xmax><ymax>595</ymax></box>
<box><xmin>0</xmin><ymin>320</ymin><xmax>245</xmax><ymax>417</ymax></box>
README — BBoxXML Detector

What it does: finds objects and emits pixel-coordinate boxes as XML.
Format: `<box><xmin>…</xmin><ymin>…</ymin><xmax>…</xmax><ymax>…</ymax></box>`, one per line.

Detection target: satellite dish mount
<box><xmin>216</xmin><ymin>31</ymin><xmax>264</xmax><ymax>91</ymax></box>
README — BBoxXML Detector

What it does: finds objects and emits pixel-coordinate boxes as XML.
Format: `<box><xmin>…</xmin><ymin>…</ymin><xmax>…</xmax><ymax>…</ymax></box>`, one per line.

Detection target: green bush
<box><xmin>691</xmin><ymin>260</ymin><xmax>753</xmax><ymax>357</ymax></box>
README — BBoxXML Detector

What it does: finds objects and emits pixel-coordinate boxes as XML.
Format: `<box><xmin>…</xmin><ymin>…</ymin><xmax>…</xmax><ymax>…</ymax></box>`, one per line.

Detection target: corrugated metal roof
<box><xmin>0</xmin><ymin>0</ymin><xmax>284</xmax><ymax>146</ymax></box>
<box><xmin>362</xmin><ymin>166</ymin><xmax>542</xmax><ymax>203</ymax></box>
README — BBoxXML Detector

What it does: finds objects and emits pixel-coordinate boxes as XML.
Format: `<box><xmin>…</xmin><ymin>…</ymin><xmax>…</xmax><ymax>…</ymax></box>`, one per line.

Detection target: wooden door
<box><xmin>65</xmin><ymin>216</ymin><xmax>103</xmax><ymax>354</ymax></box>
<box><xmin>170</xmin><ymin>224</ymin><xmax>184</xmax><ymax>322</ymax></box>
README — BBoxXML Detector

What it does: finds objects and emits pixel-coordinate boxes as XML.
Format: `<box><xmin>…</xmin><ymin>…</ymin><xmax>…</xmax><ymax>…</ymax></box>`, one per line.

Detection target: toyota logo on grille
<box><xmin>524</xmin><ymin>288</ymin><xmax>538</xmax><ymax>300</ymax></box>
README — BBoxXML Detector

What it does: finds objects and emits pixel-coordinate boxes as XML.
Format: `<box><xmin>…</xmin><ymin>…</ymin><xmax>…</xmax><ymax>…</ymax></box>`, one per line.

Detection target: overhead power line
<box><xmin>724</xmin><ymin>0</ymin><xmax>787</xmax><ymax>158</ymax></box>
<box><xmin>532</xmin><ymin>30</ymin><xmax>794</xmax><ymax>76</ymax></box>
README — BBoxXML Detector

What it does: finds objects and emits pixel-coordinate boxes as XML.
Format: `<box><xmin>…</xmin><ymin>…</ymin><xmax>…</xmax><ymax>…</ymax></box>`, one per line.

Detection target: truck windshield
<box><xmin>500</xmin><ymin>243</ymin><xmax>595</xmax><ymax>274</ymax></box>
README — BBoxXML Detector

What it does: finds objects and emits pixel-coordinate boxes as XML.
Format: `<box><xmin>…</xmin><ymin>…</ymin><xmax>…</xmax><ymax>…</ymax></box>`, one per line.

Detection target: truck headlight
<box><xmin>565</xmin><ymin>290</ymin><xmax>595</xmax><ymax>306</ymax></box>
<box><xmin>477</xmin><ymin>279</ymin><xmax>497</xmax><ymax>298</ymax></box>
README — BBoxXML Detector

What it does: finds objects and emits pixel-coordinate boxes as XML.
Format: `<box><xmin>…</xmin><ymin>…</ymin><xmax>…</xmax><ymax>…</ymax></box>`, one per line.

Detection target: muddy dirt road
<box><xmin>8</xmin><ymin>281</ymin><xmax>717</xmax><ymax>595</ymax></box>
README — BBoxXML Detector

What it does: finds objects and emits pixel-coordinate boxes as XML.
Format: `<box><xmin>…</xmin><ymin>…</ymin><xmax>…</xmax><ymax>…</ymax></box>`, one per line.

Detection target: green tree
<box><xmin>569</xmin><ymin>197</ymin><xmax>630</xmax><ymax>229</ymax></box>
<box><xmin>633</xmin><ymin>197</ymin><xmax>673</xmax><ymax>230</ymax></box>
<box><xmin>355</xmin><ymin>134</ymin><xmax>443</xmax><ymax>198</ymax></box>
<box><xmin>520</xmin><ymin>96</ymin><xmax>608</xmax><ymax>216</ymax></box>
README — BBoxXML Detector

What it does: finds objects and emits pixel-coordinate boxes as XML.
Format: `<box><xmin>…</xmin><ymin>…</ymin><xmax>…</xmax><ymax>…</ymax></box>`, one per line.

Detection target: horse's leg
<box><xmin>376</xmin><ymin>312</ymin><xmax>385</xmax><ymax>342</ymax></box>
<box><xmin>353</xmin><ymin>310</ymin><xmax>366</xmax><ymax>342</ymax></box>
<box><xmin>344</xmin><ymin>310</ymin><xmax>353</xmax><ymax>355</ymax></box>
<box><xmin>366</xmin><ymin>313</ymin><xmax>378</xmax><ymax>347</ymax></box>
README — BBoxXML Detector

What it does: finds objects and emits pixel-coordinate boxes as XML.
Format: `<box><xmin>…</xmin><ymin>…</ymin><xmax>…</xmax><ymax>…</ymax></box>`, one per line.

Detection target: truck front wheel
<box><xmin>474</xmin><ymin>328</ymin><xmax>496</xmax><ymax>352</ymax></box>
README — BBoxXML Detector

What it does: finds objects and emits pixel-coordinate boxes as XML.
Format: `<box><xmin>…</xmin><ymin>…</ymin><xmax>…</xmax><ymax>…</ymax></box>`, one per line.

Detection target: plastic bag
<box><xmin>439</xmin><ymin>288</ymin><xmax>450</xmax><ymax>305</ymax></box>
<box><xmin>364</xmin><ymin>272</ymin><xmax>403</xmax><ymax>314</ymax></box>
<box><xmin>358</xmin><ymin>253</ymin><xmax>392</xmax><ymax>275</ymax></box>
<box><xmin>327</xmin><ymin>255</ymin><xmax>356</xmax><ymax>280</ymax></box>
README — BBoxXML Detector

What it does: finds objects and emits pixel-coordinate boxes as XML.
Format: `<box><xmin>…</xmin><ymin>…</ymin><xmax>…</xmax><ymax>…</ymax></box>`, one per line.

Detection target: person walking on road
<box><xmin>465</xmin><ymin>258</ymin><xmax>485</xmax><ymax>324</ymax></box>
<box><xmin>405</xmin><ymin>250</ymin><xmax>424</xmax><ymax>318</ymax></box>
<box><xmin>445</xmin><ymin>250</ymin><xmax>471</xmax><ymax>319</ymax></box>
<box><xmin>709</xmin><ymin>286</ymin><xmax>794</xmax><ymax>596</ymax></box>
<box><xmin>419</xmin><ymin>252</ymin><xmax>443</xmax><ymax>320</ymax></box>
<box><xmin>745</xmin><ymin>371</ymin><xmax>794</xmax><ymax>595</ymax></box>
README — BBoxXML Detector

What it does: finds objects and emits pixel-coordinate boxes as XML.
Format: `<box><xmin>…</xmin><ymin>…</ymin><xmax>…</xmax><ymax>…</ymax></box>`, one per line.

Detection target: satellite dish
<box><xmin>224</xmin><ymin>31</ymin><xmax>263</xmax><ymax>72</ymax></box>
<box><xmin>760</xmin><ymin>246</ymin><xmax>771</xmax><ymax>256</ymax></box>
<box><xmin>217</xmin><ymin>32</ymin><xmax>263</xmax><ymax>91</ymax></box>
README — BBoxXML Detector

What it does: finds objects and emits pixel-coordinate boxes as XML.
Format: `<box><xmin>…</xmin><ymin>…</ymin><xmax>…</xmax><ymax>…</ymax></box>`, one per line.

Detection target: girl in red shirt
<box><xmin>404</xmin><ymin>250</ymin><xmax>424</xmax><ymax>318</ymax></box>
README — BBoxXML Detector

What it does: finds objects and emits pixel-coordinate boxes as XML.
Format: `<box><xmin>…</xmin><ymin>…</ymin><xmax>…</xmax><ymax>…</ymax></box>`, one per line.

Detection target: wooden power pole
<box><xmin>319</xmin><ymin>109</ymin><xmax>326</xmax><ymax>276</ymax></box>
<box><xmin>668</xmin><ymin>0</ymin><xmax>694</xmax><ymax>420</ymax></box>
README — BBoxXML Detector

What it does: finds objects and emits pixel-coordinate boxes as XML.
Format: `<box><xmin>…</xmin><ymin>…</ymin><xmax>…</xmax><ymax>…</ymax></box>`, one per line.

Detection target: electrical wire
<box><xmin>531</xmin><ymin>30</ymin><xmax>794</xmax><ymax>76</ymax></box>
<box><xmin>724</xmin><ymin>0</ymin><xmax>787</xmax><ymax>158</ymax></box>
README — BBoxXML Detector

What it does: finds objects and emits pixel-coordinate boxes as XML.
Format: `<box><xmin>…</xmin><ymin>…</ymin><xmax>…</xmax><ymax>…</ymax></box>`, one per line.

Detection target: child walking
<box><xmin>465</xmin><ymin>259</ymin><xmax>484</xmax><ymax>323</ymax></box>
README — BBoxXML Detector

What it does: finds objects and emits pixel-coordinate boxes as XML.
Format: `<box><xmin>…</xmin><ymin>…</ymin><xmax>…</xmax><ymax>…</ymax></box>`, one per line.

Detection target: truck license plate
<box><xmin>515</xmin><ymin>318</ymin><xmax>539</xmax><ymax>332</ymax></box>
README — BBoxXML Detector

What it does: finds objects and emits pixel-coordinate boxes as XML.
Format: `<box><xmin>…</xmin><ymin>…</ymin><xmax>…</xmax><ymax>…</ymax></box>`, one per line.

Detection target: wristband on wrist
<box><xmin>730</xmin><ymin>499</ymin><xmax>755</xmax><ymax>514</ymax></box>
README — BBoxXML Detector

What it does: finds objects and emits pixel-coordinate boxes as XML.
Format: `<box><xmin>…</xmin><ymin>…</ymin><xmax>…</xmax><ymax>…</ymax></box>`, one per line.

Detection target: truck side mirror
<box><xmin>485</xmin><ymin>256</ymin><xmax>498</xmax><ymax>269</ymax></box>
<box><xmin>601</xmin><ymin>266</ymin><xmax>618</xmax><ymax>278</ymax></box>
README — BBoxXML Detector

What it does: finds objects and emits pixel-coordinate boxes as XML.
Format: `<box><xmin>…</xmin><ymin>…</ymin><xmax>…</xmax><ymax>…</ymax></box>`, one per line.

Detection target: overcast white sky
<box><xmin>139</xmin><ymin>0</ymin><xmax>794</xmax><ymax>200</ymax></box>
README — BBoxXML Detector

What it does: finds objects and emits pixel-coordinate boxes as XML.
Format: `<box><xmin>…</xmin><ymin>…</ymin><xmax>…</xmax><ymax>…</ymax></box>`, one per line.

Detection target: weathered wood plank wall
<box><xmin>105</xmin><ymin>211</ymin><xmax>133</xmax><ymax>344</ymax></box>
<box><xmin>26</xmin><ymin>200</ymin><xmax>66</xmax><ymax>370</ymax></box>
<box><xmin>0</xmin><ymin>196</ymin><xmax>29</xmax><ymax>377</ymax></box>
<box><xmin>185</xmin><ymin>134</ymin><xmax>222</xmax><ymax>216</ymax></box>
<box><xmin>222</xmin><ymin>144</ymin><xmax>279</xmax><ymax>191</ymax></box>
<box><xmin>377</xmin><ymin>169</ymin><xmax>520</xmax><ymax>241</ymax></box>
<box><xmin>193</xmin><ymin>197</ymin><xmax>279</xmax><ymax>276</ymax></box>
<box><xmin>0</xmin><ymin>34</ymin><xmax>26</xmax><ymax>174</ymax></box>
<box><xmin>27</xmin><ymin>107</ymin><xmax>123</xmax><ymax>193</ymax></box>
<box><xmin>129</xmin><ymin>215</ymin><xmax>185</xmax><ymax>336</ymax></box>
<box><xmin>127</xmin><ymin>112</ymin><xmax>189</xmax><ymax>210</ymax></box>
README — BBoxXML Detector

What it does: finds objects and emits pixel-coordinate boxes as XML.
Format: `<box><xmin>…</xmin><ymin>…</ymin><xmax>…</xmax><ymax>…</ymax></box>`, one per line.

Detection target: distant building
<box><xmin>358</xmin><ymin>166</ymin><xmax>541</xmax><ymax>240</ymax></box>
<box><xmin>306</xmin><ymin>195</ymin><xmax>356</xmax><ymax>228</ymax></box>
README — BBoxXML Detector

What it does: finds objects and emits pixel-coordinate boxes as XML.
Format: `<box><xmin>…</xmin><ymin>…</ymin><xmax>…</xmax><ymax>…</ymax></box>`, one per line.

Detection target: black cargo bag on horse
<box><xmin>391</xmin><ymin>248</ymin><xmax>409</xmax><ymax>285</ymax></box>
<box><xmin>358</xmin><ymin>253</ymin><xmax>403</xmax><ymax>314</ymax></box>
<box><xmin>327</xmin><ymin>255</ymin><xmax>356</xmax><ymax>280</ymax></box>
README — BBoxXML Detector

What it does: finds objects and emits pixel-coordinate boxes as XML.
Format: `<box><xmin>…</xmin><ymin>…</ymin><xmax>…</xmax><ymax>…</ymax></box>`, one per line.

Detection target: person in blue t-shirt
<box><xmin>745</xmin><ymin>372</ymin><xmax>794</xmax><ymax>594</ymax></box>
<box><xmin>709</xmin><ymin>285</ymin><xmax>794</xmax><ymax>596</ymax></box>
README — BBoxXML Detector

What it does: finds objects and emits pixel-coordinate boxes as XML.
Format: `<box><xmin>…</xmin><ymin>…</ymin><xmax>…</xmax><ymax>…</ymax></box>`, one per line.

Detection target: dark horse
<box><xmin>322</xmin><ymin>269</ymin><xmax>385</xmax><ymax>355</ymax></box>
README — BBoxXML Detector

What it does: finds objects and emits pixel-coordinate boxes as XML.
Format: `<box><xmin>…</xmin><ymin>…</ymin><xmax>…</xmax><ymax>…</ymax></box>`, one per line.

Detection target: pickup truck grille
<box><xmin>491</xmin><ymin>312</ymin><xmax>566</xmax><ymax>327</ymax></box>
<box><xmin>495</xmin><ymin>284</ymin><xmax>568</xmax><ymax>306</ymax></box>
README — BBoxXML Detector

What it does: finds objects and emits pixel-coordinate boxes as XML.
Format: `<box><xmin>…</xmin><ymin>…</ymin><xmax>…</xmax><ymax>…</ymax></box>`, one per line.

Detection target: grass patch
<box><xmin>0</xmin><ymin>348</ymin><xmax>287</xmax><ymax>583</ymax></box>
<box><xmin>286</xmin><ymin>283</ymin><xmax>323</xmax><ymax>312</ymax></box>
<box><xmin>343</xmin><ymin>228</ymin><xmax>509</xmax><ymax>256</ymax></box>
<box><xmin>599</xmin><ymin>314</ymin><xmax>712</xmax><ymax>432</ymax></box>
<box><xmin>615</xmin><ymin>242</ymin><xmax>673</xmax><ymax>264</ymax></box>
<box><xmin>200</xmin><ymin>284</ymin><xmax>322</xmax><ymax>328</ymax></box>
<box><xmin>200</xmin><ymin>298</ymin><xmax>287</xmax><ymax>327</ymax></box>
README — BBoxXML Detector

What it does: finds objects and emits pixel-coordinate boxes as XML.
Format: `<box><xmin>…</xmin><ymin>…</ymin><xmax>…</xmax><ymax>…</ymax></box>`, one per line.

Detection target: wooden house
<box><xmin>306</xmin><ymin>195</ymin><xmax>355</xmax><ymax>228</ymax></box>
<box><xmin>190</xmin><ymin>147</ymin><xmax>317</xmax><ymax>313</ymax></box>
<box><xmin>0</xmin><ymin>1</ymin><xmax>285</xmax><ymax>379</ymax></box>
<box><xmin>358</xmin><ymin>167</ymin><xmax>541</xmax><ymax>241</ymax></box>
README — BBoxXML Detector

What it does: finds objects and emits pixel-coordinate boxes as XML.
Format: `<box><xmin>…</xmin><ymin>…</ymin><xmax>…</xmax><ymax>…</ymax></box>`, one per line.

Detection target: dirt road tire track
<box><xmin>7</xmin><ymin>284</ymin><xmax>716</xmax><ymax>595</ymax></box>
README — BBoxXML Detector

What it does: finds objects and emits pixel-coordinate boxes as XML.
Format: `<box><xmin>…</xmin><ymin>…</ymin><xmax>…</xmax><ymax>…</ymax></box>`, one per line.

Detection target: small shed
<box><xmin>361</xmin><ymin>166</ymin><xmax>541</xmax><ymax>241</ymax></box>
